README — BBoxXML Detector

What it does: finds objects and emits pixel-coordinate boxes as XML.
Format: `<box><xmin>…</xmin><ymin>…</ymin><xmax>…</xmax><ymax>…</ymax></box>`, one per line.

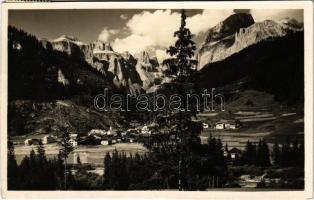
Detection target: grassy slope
<box><xmin>8</xmin><ymin>100</ymin><xmax>123</xmax><ymax>138</ymax></box>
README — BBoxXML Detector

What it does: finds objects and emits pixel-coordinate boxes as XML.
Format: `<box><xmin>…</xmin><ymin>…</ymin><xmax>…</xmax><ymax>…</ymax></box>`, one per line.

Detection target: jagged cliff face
<box><xmin>45</xmin><ymin>33</ymin><xmax>168</xmax><ymax>93</ymax></box>
<box><xmin>50</xmin><ymin>35</ymin><xmax>160</xmax><ymax>93</ymax></box>
<box><xmin>93</xmin><ymin>41</ymin><xmax>143</xmax><ymax>94</ymax></box>
<box><xmin>57</xmin><ymin>69</ymin><xmax>70</xmax><ymax>86</ymax></box>
<box><xmin>93</xmin><ymin>40</ymin><xmax>116</xmax><ymax>61</ymax></box>
<box><xmin>107</xmin><ymin>54</ymin><xmax>129</xmax><ymax>88</ymax></box>
<box><xmin>198</xmin><ymin>14</ymin><xmax>303</xmax><ymax>70</ymax></box>
<box><xmin>50</xmin><ymin>35</ymin><xmax>94</xmax><ymax>64</ymax></box>
<box><xmin>47</xmin><ymin>37</ymin><xmax>145</xmax><ymax>94</ymax></box>
<box><xmin>135</xmin><ymin>51</ymin><xmax>161</xmax><ymax>90</ymax></box>
<box><xmin>204</xmin><ymin>13</ymin><xmax>255</xmax><ymax>44</ymax></box>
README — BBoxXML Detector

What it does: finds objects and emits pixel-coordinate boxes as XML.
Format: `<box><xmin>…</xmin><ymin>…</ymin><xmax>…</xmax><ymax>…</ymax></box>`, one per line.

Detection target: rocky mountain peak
<box><xmin>279</xmin><ymin>17</ymin><xmax>303</xmax><ymax>30</ymax></box>
<box><xmin>93</xmin><ymin>40</ymin><xmax>113</xmax><ymax>52</ymax></box>
<box><xmin>137</xmin><ymin>50</ymin><xmax>151</xmax><ymax>64</ymax></box>
<box><xmin>198</xmin><ymin>14</ymin><xmax>303</xmax><ymax>70</ymax></box>
<box><xmin>52</xmin><ymin>35</ymin><xmax>86</xmax><ymax>46</ymax></box>
<box><xmin>121</xmin><ymin>51</ymin><xmax>133</xmax><ymax>60</ymax></box>
<box><xmin>204</xmin><ymin>13</ymin><xmax>255</xmax><ymax>44</ymax></box>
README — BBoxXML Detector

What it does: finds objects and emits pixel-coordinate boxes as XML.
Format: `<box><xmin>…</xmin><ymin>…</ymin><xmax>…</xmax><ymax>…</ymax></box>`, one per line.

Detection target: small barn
<box><xmin>228</xmin><ymin>147</ymin><xmax>242</xmax><ymax>160</ymax></box>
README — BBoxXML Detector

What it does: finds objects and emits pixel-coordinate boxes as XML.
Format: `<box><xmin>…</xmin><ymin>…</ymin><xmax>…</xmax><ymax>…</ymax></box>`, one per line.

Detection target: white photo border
<box><xmin>1</xmin><ymin>1</ymin><xmax>313</xmax><ymax>199</ymax></box>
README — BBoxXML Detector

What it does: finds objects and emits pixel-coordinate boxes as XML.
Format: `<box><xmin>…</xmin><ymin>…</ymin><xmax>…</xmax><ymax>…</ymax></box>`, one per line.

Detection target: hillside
<box><xmin>8</xmin><ymin>26</ymin><xmax>115</xmax><ymax>102</ymax></box>
<box><xmin>8</xmin><ymin>26</ymin><xmax>125</xmax><ymax>137</ymax></box>
<box><xmin>8</xmin><ymin>100</ymin><xmax>123</xmax><ymax>137</ymax></box>
<box><xmin>197</xmin><ymin>31</ymin><xmax>304</xmax><ymax>105</ymax></box>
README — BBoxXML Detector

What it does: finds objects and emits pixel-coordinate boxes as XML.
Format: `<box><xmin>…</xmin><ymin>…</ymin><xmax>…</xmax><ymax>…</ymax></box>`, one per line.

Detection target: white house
<box><xmin>88</xmin><ymin>129</ymin><xmax>107</xmax><ymax>136</ymax></box>
<box><xmin>215</xmin><ymin>120</ymin><xmax>240</xmax><ymax>130</ymax></box>
<box><xmin>141</xmin><ymin>125</ymin><xmax>151</xmax><ymax>135</ymax></box>
<box><xmin>70</xmin><ymin>133</ymin><xmax>78</xmax><ymax>139</ymax></box>
<box><xmin>228</xmin><ymin>147</ymin><xmax>242</xmax><ymax>160</ymax></box>
<box><xmin>69</xmin><ymin>138</ymin><xmax>78</xmax><ymax>147</ymax></box>
<box><xmin>229</xmin><ymin>124</ymin><xmax>236</xmax><ymax>129</ymax></box>
<box><xmin>107</xmin><ymin>126</ymin><xmax>117</xmax><ymax>136</ymax></box>
<box><xmin>101</xmin><ymin>140</ymin><xmax>109</xmax><ymax>145</ymax></box>
<box><xmin>24</xmin><ymin>139</ymin><xmax>32</xmax><ymax>146</ymax></box>
<box><xmin>42</xmin><ymin>135</ymin><xmax>55</xmax><ymax>144</ymax></box>
<box><xmin>215</xmin><ymin>122</ymin><xmax>225</xmax><ymax>130</ymax></box>
<box><xmin>202</xmin><ymin>123</ymin><xmax>209</xmax><ymax>129</ymax></box>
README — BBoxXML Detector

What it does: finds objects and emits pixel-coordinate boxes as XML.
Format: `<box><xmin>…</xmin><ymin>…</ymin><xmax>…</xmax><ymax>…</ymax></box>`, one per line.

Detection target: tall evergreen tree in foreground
<box><xmin>160</xmin><ymin>10</ymin><xmax>226</xmax><ymax>190</ymax></box>
<box><xmin>164</xmin><ymin>9</ymin><xmax>197</xmax><ymax>81</ymax></box>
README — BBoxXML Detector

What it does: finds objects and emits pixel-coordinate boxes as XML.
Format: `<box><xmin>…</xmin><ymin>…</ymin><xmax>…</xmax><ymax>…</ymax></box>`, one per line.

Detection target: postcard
<box><xmin>1</xmin><ymin>1</ymin><xmax>313</xmax><ymax>199</ymax></box>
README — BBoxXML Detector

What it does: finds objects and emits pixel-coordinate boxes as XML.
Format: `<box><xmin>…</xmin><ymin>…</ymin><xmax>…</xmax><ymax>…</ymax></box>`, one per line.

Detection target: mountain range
<box><xmin>13</xmin><ymin>13</ymin><xmax>303</xmax><ymax>95</ymax></box>
<box><xmin>44</xmin><ymin>36</ymin><xmax>163</xmax><ymax>94</ymax></box>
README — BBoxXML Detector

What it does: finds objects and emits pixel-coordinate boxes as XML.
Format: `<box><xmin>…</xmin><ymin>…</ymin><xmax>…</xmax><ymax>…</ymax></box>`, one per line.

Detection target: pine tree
<box><xmin>36</xmin><ymin>139</ymin><xmax>54</xmax><ymax>189</ymax></box>
<box><xmin>59</xmin><ymin>126</ymin><xmax>74</xmax><ymax>190</ymax></box>
<box><xmin>29</xmin><ymin>149</ymin><xmax>38</xmax><ymax>189</ymax></box>
<box><xmin>164</xmin><ymin>9</ymin><xmax>197</xmax><ymax>81</ymax></box>
<box><xmin>37</xmin><ymin>139</ymin><xmax>47</xmax><ymax>164</ymax></box>
<box><xmin>8</xmin><ymin>139</ymin><xmax>18</xmax><ymax>189</ymax></box>
<box><xmin>162</xmin><ymin>9</ymin><xmax>202</xmax><ymax>190</ymax></box>
<box><xmin>281</xmin><ymin>136</ymin><xmax>291</xmax><ymax>167</ymax></box>
<box><xmin>261</xmin><ymin>140</ymin><xmax>270</xmax><ymax>166</ymax></box>
<box><xmin>256</xmin><ymin>139</ymin><xmax>263</xmax><ymax>166</ymax></box>
<box><xmin>56</xmin><ymin>152</ymin><xmax>65</xmax><ymax>189</ymax></box>
<box><xmin>242</xmin><ymin>141</ymin><xmax>256</xmax><ymax>165</ymax></box>
<box><xmin>272</xmin><ymin>141</ymin><xmax>281</xmax><ymax>166</ymax></box>
<box><xmin>292</xmin><ymin>139</ymin><xmax>299</xmax><ymax>166</ymax></box>
<box><xmin>103</xmin><ymin>152</ymin><xmax>111</xmax><ymax>189</ymax></box>
<box><xmin>76</xmin><ymin>155</ymin><xmax>81</xmax><ymax>165</ymax></box>
<box><xmin>225</xmin><ymin>144</ymin><xmax>229</xmax><ymax>153</ymax></box>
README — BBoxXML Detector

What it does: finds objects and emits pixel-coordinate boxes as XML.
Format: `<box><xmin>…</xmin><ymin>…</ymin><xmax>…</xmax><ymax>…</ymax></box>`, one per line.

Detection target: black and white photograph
<box><xmin>1</xmin><ymin>2</ymin><xmax>313</xmax><ymax>198</ymax></box>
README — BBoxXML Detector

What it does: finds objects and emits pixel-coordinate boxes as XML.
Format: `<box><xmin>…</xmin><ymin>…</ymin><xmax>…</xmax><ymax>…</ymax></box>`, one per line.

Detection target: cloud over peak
<box><xmin>96</xmin><ymin>9</ymin><xmax>302</xmax><ymax>63</ymax></box>
<box><xmin>98</xmin><ymin>28</ymin><xmax>118</xmax><ymax>42</ymax></box>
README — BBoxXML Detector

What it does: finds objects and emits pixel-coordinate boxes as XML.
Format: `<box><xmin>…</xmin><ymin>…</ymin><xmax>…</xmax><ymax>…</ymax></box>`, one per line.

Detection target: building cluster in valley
<box><xmin>23</xmin><ymin>122</ymin><xmax>166</xmax><ymax>147</ymax></box>
<box><xmin>195</xmin><ymin>117</ymin><xmax>242</xmax><ymax>131</ymax></box>
<box><xmin>22</xmin><ymin>113</ymin><xmax>243</xmax><ymax>154</ymax></box>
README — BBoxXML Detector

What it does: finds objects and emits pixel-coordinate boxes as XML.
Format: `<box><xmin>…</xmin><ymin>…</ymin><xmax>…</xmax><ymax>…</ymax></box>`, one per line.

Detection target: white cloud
<box><xmin>112</xmin><ymin>10</ymin><xmax>180</xmax><ymax>57</ymax></box>
<box><xmin>112</xmin><ymin>9</ymin><xmax>234</xmax><ymax>62</ymax></box>
<box><xmin>120</xmin><ymin>14</ymin><xmax>129</xmax><ymax>20</ymax></box>
<box><xmin>126</xmin><ymin>10</ymin><xmax>180</xmax><ymax>48</ymax></box>
<box><xmin>187</xmin><ymin>10</ymin><xmax>233</xmax><ymax>34</ymax></box>
<box><xmin>98</xmin><ymin>27</ymin><xmax>118</xmax><ymax>42</ymax></box>
<box><xmin>113</xmin><ymin>34</ymin><xmax>155</xmax><ymax>55</ymax></box>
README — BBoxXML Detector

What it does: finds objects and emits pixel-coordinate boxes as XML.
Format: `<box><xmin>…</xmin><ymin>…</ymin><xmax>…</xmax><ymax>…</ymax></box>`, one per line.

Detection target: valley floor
<box><xmin>14</xmin><ymin>143</ymin><xmax>148</xmax><ymax>166</ymax></box>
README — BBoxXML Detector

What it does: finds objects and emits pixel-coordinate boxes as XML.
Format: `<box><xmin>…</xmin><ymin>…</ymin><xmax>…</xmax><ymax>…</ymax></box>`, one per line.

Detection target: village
<box><xmin>22</xmin><ymin>116</ymin><xmax>241</xmax><ymax>147</ymax></box>
<box><xmin>19</xmin><ymin>114</ymin><xmax>247</xmax><ymax>165</ymax></box>
<box><xmin>13</xmin><ymin>106</ymin><xmax>304</xmax><ymax>189</ymax></box>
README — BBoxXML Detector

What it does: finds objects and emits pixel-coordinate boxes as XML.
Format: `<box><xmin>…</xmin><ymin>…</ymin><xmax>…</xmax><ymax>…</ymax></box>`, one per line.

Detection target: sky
<box><xmin>9</xmin><ymin>9</ymin><xmax>303</xmax><ymax>62</ymax></box>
